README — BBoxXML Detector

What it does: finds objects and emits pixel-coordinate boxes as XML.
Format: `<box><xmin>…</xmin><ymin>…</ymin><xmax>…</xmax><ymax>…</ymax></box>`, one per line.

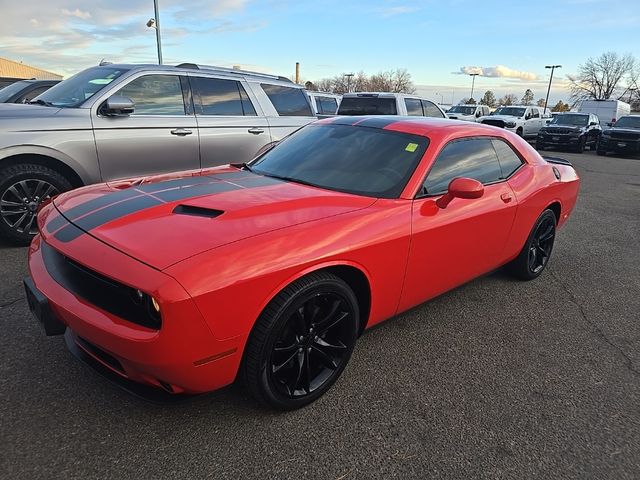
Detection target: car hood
<box><xmin>447</xmin><ymin>113</ymin><xmax>473</xmax><ymax>119</ymax></box>
<box><xmin>481</xmin><ymin>115</ymin><xmax>520</xmax><ymax>122</ymax></box>
<box><xmin>49</xmin><ymin>166</ymin><xmax>376</xmax><ymax>270</ymax></box>
<box><xmin>0</xmin><ymin>102</ymin><xmax>62</xmax><ymax>118</ymax></box>
<box><xmin>604</xmin><ymin>127</ymin><xmax>640</xmax><ymax>135</ymax></box>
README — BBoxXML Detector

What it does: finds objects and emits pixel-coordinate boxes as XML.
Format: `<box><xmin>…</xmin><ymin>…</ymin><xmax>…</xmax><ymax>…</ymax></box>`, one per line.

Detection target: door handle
<box><xmin>171</xmin><ymin>128</ymin><xmax>193</xmax><ymax>136</ymax></box>
<box><xmin>500</xmin><ymin>192</ymin><xmax>513</xmax><ymax>203</ymax></box>
<box><xmin>248</xmin><ymin>127</ymin><xmax>265</xmax><ymax>135</ymax></box>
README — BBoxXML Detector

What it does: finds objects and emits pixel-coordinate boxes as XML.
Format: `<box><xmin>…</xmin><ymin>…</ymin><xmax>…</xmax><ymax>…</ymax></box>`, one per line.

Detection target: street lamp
<box><xmin>544</xmin><ymin>65</ymin><xmax>562</xmax><ymax>114</ymax></box>
<box><xmin>344</xmin><ymin>73</ymin><xmax>354</xmax><ymax>93</ymax></box>
<box><xmin>146</xmin><ymin>0</ymin><xmax>163</xmax><ymax>64</ymax></box>
<box><xmin>469</xmin><ymin>73</ymin><xmax>479</xmax><ymax>101</ymax></box>
<box><xmin>435</xmin><ymin>92</ymin><xmax>444</xmax><ymax>104</ymax></box>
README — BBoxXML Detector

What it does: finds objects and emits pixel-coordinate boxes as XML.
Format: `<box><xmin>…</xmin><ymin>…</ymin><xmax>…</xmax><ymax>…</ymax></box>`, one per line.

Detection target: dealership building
<box><xmin>0</xmin><ymin>57</ymin><xmax>62</xmax><ymax>89</ymax></box>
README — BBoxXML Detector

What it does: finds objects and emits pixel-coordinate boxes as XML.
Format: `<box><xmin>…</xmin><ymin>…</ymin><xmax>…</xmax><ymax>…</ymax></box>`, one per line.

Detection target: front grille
<box><xmin>482</xmin><ymin>119</ymin><xmax>505</xmax><ymax>128</ymax></box>
<box><xmin>546</xmin><ymin>128</ymin><xmax>574</xmax><ymax>135</ymax></box>
<box><xmin>610</xmin><ymin>132</ymin><xmax>640</xmax><ymax>141</ymax></box>
<box><xmin>41</xmin><ymin>242</ymin><xmax>161</xmax><ymax>329</ymax></box>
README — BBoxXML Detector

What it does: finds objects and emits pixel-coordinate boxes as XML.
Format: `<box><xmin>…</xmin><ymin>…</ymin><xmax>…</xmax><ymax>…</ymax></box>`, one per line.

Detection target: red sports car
<box><xmin>25</xmin><ymin>116</ymin><xmax>580</xmax><ymax>409</ymax></box>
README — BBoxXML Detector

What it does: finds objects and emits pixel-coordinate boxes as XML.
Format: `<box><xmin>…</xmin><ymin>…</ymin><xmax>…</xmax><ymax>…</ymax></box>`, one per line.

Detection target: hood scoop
<box><xmin>172</xmin><ymin>204</ymin><xmax>224</xmax><ymax>218</ymax></box>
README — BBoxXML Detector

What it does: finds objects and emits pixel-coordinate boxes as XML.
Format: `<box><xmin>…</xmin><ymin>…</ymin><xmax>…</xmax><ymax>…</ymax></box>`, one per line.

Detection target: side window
<box><xmin>192</xmin><ymin>77</ymin><xmax>256</xmax><ymax>116</ymax></box>
<box><xmin>405</xmin><ymin>98</ymin><xmax>423</xmax><ymax>116</ymax></box>
<box><xmin>530</xmin><ymin>108</ymin><xmax>540</xmax><ymax>119</ymax></box>
<box><xmin>261</xmin><ymin>84</ymin><xmax>313</xmax><ymax>116</ymax></box>
<box><xmin>422</xmin><ymin>138</ymin><xmax>502</xmax><ymax>195</ymax></box>
<box><xmin>491</xmin><ymin>139</ymin><xmax>523</xmax><ymax>178</ymax></box>
<box><xmin>17</xmin><ymin>86</ymin><xmax>51</xmax><ymax>103</ymax></box>
<box><xmin>319</xmin><ymin>97</ymin><xmax>338</xmax><ymax>114</ymax></box>
<box><xmin>115</xmin><ymin>75</ymin><xmax>185</xmax><ymax>115</ymax></box>
<box><xmin>422</xmin><ymin>100</ymin><xmax>445</xmax><ymax>118</ymax></box>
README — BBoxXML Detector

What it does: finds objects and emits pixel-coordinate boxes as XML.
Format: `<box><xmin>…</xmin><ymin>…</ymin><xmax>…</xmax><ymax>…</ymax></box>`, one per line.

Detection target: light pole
<box><xmin>344</xmin><ymin>73</ymin><xmax>354</xmax><ymax>93</ymax></box>
<box><xmin>435</xmin><ymin>92</ymin><xmax>444</xmax><ymax>104</ymax></box>
<box><xmin>469</xmin><ymin>73</ymin><xmax>479</xmax><ymax>101</ymax></box>
<box><xmin>146</xmin><ymin>0</ymin><xmax>163</xmax><ymax>64</ymax></box>
<box><xmin>544</xmin><ymin>65</ymin><xmax>561</xmax><ymax>114</ymax></box>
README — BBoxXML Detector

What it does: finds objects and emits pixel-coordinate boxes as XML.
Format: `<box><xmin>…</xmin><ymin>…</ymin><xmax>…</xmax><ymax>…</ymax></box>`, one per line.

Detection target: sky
<box><xmin>1</xmin><ymin>0</ymin><xmax>639</xmax><ymax>105</ymax></box>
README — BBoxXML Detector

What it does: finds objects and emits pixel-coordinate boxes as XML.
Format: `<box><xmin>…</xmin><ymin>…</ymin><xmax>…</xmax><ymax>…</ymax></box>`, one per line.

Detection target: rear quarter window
<box><xmin>422</xmin><ymin>100</ymin><xmax>444</xmax><ymax>118</ymax></box>
<box><xmin>261</xmin><ymin>84</ymin><xmax>313</xmax><ymax>116</ymax></box>
<box><xmin>491</xmin><ymin>139</ymin><xmax>524</xmax><ymax>178</ymax></box>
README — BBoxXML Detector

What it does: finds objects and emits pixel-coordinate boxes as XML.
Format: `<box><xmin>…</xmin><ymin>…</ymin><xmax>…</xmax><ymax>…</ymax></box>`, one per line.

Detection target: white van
<box><xmin>337</xmin><ymin>92</ymin><xmax>446</xmax><ymax>118</ymax></box>
<box><xmin>579</xmin><ymin>99</ymin><xmax>630</xmax><ymax>126</ymax></box>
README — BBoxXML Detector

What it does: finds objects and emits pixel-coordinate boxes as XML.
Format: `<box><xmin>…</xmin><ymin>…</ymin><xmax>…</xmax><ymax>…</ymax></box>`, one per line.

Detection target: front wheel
<box><xmin>507</xmin><ymin>209</ymin><xmax>557</xmax><ymax>281</ymax></box>
<box><xmin>596</xmin><ymin>148</ymin><xmax>607</xmax><ymax>156</ymax></box>
<box><xmin>516</xmin><ymin>127</ymin><xmax>524</xmax><ymax>137</ymax></box>
<box><xmin>0</xmin><ymin>163</ymin><xmax>72</xmax><ymax>244</ymax></box>
<box><xmin>243</xmin><ymin>272</ymin><xmax>360</xmax><ymax>410</ymax></box>
<box><xmin>575</xmin><ymin>136</ymin><xmax>586</xmax><ymax>153</ymax></box>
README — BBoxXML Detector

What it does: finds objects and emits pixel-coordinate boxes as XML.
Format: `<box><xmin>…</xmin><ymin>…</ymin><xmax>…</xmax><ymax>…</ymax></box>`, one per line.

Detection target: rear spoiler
<box><xmin>542</xmin><ymin>156</ymin><xmax>572</xmax><ymax>166</ymax></box>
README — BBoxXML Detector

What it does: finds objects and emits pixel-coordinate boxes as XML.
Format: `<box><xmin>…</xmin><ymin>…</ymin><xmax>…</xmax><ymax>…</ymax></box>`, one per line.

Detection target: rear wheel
<box><xmin>507</xmin><ymin>209</ymin><xmax>556</xmax><ymax>281</ymax></box>
<box><xmin>596</xmin><ymin>147</ymin><xmax>607</xmax><ymax>156</ymax></box>
<box><xmin>0</xmin><ymin>164</ymin><xmax>72</xmax><ymax>244</ymax></box>
<box><xmin>243</xmin><ymin>272</ymin><xmax>359</xmax><ymax>410</ymax></box>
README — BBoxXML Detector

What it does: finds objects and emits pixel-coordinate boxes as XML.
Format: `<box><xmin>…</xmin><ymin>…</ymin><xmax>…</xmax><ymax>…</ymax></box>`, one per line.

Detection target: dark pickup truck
<box><xmin>597</xmin><ymin>115</ymin><xmax>640</xmax><ymax>156</ymax></box>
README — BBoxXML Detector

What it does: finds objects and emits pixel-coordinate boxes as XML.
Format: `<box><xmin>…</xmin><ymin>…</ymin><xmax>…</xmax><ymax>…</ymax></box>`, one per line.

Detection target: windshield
<box><xmin>492</xmin><ymin>107</ymin><xmax>526</xmax><ymax>117</ymax></box>
<box><xmin>36</xmin><ymin>66</ymin><xmax>129</xmax><ymax>107</ymax></box>
<box><xmin>448</xmin><ymin>106</ymin><xmax>476</xmax><ymax>115</ymax></box>
<box><xmin>613</xmin><ymin>116</ymin><xmax>640</xmax><ymax>129</ymax></box>
<box><xmin>250</xmin><ymin>123</ymin><xmax>428</xmax><ymax>198</ymax></box>
<box><xmin>550</xmin><ymin>114</ymin><xmax>588</xmax><ymax>126</ymax></box>
<box><xmin>338</xmin><ymin>97</ymin><xmax>397</xmax><ymax>115</ymax></box>
<box><xmin>0</xmin><ymin>81</ymin><xmax>30</xmax><ymax>102</ymax></box>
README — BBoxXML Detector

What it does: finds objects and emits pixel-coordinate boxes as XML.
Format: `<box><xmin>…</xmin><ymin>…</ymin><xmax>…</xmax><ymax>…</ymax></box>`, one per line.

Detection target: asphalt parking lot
<box><xmin>1</xmin><ymin>148</ymin><xmax>639</xmax><ymax>480</ymax></box>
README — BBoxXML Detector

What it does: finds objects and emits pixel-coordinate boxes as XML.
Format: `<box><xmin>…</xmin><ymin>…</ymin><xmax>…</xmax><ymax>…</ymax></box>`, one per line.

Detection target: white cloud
<box><xmin>456</xmin><ymin>65</ymin><xmax>538</xmax><ymax>81</ymax></box>
<box><xmin>61</xmin><ymin>8</ymin><xmax>91</xmax><ymax>20</ymax></box>
<box><xmin>377</xmin><ymin>6</ymin><xmax>420</xmax><ymax>17</ymax></box>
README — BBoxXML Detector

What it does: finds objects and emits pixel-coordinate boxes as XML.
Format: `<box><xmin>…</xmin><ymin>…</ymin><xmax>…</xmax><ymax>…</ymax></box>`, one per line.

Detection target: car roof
<box><xmin>318</xmin><ymin>115</ymin><xmax>505</xmax><ymax>137</ymax></box>
<box><xmin>93</xmin><ymin>63</ymin><xmax>297</xmax><ymax>86</ymax></box>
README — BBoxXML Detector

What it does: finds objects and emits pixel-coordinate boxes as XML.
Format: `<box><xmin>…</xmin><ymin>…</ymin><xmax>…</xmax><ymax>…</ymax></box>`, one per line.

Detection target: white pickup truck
<box><xmin>479</xmin><ymin>105</ymin><xmax>551</xmax><ymax>138</ymax></box>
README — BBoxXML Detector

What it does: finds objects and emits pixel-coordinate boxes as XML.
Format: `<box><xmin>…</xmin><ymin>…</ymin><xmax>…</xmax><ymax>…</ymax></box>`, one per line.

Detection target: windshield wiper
<box><xmin>257</xmin><ymin>172</ymin><xmax>320</xmax><ymax>189</ymax></box>
<box><xmin>28</xmin><ymin>99</ymin><xmax>55</xmax><ymax>107</ymax></box>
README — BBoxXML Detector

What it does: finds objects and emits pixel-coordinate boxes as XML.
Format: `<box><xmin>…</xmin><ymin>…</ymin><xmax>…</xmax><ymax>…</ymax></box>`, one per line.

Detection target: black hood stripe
<box><xmin>51</xmin><ymin>172</ymin><xmax>283</xmax><ymax>243</ymax></box>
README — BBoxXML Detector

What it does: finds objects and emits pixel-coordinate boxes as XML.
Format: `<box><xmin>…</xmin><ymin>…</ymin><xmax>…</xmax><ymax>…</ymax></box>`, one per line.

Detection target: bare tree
<box><xmin>551</xmin><ymin>100</ymin><xmax>571</xmax><ymax>112</ymax></box>
<box><xmin>521</xmin><ymin>89</ymin><xmax>534</xmax><ymax>105</ymax></box>
<box><xmin>536</xmin><ymin>98</ymin><xmax>546</xmax><ymax>107</ymax></box>
<box><xmin>498</xmin><ymin>94</ymin><xmax>519</xmax><ymax>106</ymax></box>
<box><xmin>312</xmin><ymin>69</ymin><xmax>416</xmax><ymax>94</ymax></box>
<box><xmin>568</xmin><ymin>52</ymin><xmax>639</xmax><ymax>101</ymax></box>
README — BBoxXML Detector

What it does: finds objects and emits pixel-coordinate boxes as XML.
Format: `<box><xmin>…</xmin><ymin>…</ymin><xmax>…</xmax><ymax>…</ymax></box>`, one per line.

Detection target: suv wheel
<box><xmin>0</xmin><ymin>164</ymin><xmax>72</xmax><ymax>244</ymax></box>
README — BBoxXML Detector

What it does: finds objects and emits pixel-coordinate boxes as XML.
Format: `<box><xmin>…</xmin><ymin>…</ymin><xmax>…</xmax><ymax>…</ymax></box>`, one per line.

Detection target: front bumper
<box><xmin>26</xmin><ymin>231</ymin><xmax>244</xmax><ymax>396</ymax></box>
<box><xmin>599</xmin><ymin>136</ymin><xmax>640</xmax><ymax>154</ymax></box>
<box><xmin>537</xmin><ymin>133</ymin><xmax>582</xmax><ymax>146</ymax></box>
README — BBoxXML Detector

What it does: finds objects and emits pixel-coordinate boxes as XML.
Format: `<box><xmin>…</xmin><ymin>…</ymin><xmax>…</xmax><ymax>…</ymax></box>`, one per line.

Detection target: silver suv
<box><xmin>0</xmin><ymin>63</ymin><xmax>316</xmax><ymax>243</ymax></box>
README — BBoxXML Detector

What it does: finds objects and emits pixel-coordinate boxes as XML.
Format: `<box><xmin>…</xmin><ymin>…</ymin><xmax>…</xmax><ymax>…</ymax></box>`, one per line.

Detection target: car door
<box><xmin>252</xmin><ymin>82</ymin><xmax>316</xmax><ymax>143</ymax></box>
<box><xmin>525</xmin><ymin>107</ymin><xmax>539</xmax><ymax>136</ymax></box>
<box><xmin>189</xmin><ymin>75</ymin><xmax>270</xmax><ymax>167</ymax></box>
<box><xmin>92</xmin><ymin>73</ymin><xmax>200</xmax><ymax>181</ymax></box>
<box><xmin>399</xmin><ymin>137</ymin><xmax>518</xmax><ymax>311</ymax></box>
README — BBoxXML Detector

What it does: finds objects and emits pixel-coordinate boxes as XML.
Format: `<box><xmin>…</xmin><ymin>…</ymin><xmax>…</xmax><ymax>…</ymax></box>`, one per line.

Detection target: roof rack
<box><xmin>174</xmin><ymin>63</ymin><xmax>292</xmax><ymax>83</ymax></box>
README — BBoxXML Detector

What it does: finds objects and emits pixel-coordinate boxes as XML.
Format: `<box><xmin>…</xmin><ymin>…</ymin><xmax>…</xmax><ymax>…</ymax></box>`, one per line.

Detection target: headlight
<box><xmin>506</xmin><ymin>121</ymin><xmax>516</xmax><ymax>128</ymax></box>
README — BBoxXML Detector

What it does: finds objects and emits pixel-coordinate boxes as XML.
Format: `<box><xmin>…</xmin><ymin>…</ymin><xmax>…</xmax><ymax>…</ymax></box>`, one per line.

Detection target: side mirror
<box><xmin>545</xmin><ymin>119</ymin><xmax>551</xmax><ymax>124</ymax></box>
<box><xmin>606</xmin><ymin>122</ymin><xmax>613</xmax><ymax>127</ymax></box>
<box><xmin>476</xmin><ymin>111</ymin><xmax>481</xmax><ymax>117</ymax></box>
<box><xmin>436</xmin><ymin>177</ymin><xmax>484</xmax><ymax>209</ymax></box>
<box><xmin>589</xmin><ymin>121</ymin><xmax>597</xmax><ymax>126</ymax></box>
<box><xmin>102</xmin><ymin>95</ymin><xmax>134</xmax><ymax>116</ymax></box>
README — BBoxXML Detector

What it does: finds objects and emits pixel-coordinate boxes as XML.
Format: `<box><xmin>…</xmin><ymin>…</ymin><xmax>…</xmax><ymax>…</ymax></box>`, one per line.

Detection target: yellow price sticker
<box><xmin>405</xmin><ymin>143</ymin><xmax>419</xmax><ymax>152</ymax></box>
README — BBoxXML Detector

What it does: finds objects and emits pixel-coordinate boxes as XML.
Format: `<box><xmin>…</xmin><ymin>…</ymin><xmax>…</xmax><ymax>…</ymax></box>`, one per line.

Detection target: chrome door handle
<box><xmin>248</xmin><ymin>127</ymin><xmax>265</xmax><ymax>135</ymax></box>
<box><xmin>171</xmin><ymin>128</ymin><xmax>193</xmax><ymax>136</ymax></box>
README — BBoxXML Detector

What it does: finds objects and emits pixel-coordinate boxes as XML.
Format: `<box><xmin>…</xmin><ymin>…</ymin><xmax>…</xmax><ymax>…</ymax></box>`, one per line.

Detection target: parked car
<box><xmin>25</xmin><ymin>116</ymin><xmax>580</xmax><ymax>409</ymax></box>
<box><xmin>447</xmin><ymin>104</ymin><xmax>490</xmax><ymax>121</ymax></box>
<box><xmin>596</xmin><ymin>115</ymin><xmax>640</xmax><ymax>156</ymax></box>
<box><xmin>307</xmin><ymin>91</ymin><xmax>341</xmax><ymax>117</ymax></box>
<box><xmin>0</xmin><ymin>63</ymin><xmax>316</xmax><ymax>243</ymax></box>
<box><xmin>337</xmin><ymin>92</ymin><xmax>446</xmax><ymax>118</ymax></box>
<box><xmin>536</xmin><ymin>113</ymin><xmax>601</xmax><ymax>153</ymax></box>
<box><xmin>579</xmin><ymin>99</ymin><xmax>630</xmax><ymax>127</ymax></box>
<box><xmin>479</xmin><ymin>105</ymin><xmax>550</xmax><ymax>138</ymax></box>
<box><xmin>0</xmin><ymin>79</ymin><xmax>60</xmax><ymax>104</ymax></box>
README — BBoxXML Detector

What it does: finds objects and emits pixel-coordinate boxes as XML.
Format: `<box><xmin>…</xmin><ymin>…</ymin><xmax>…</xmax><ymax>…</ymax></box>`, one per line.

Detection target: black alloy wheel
<box><xmin>243</xmin><ymin>272</ymin><xmax>359</xmax><ymax>410</ymax></box>
<box><xmin>507</xmin><ymin>209</ymin><xmax>557</xmax><ymax>280</ymax></box>
<box><xmin>0</xmin><ymin>163</ymin><xmax>72</xmax><ymax>244</ymax></box>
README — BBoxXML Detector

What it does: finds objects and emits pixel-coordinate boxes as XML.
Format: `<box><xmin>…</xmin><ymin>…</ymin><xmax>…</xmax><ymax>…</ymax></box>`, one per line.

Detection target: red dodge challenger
<box><xmin>25</xmin><ymin>116</ymin><xmax>580</xmax><ymax>409</ymax></box>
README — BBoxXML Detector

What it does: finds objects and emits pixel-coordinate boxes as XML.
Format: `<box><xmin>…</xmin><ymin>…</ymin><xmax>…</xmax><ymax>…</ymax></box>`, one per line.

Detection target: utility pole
<box><xmin>146</xmin><ymin>0</ymin><xmax>163</xmax><ymax>64</ymax></box>
<box><xmin>344</xmin><ymin>73</ymin><xmax>354</xmax><ymax>93</ymax></box>
<box><xmin>469</xmin><ymin>73</ymin><xmax>479</xmax><ymax>101</ymax></box>
<box><xmin>544</xmin><ymin>65</ymin><xmax>562</xmax><ymax>114</ymax></box>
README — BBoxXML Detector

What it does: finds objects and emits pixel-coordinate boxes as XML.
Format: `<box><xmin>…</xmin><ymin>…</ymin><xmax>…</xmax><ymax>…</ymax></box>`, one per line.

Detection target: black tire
<box><xmin>507</xmin><ymin>209</ymin><xmax>557</xmax><ymax>281</ymax></box>
<box><xmin>596</xmin><ymin>148</ymin><xmax>607</xmax><ymax>156</ymax></box>
<box><xmin>0</xmin><ymin>163</ymin><xmax>73</xmax><ymax>244</ymax></box>
<box><xmin>516</xmin><ymin>127</ymin><xmax>524</xmax><ymax>137</ymax></box>
<box><xmin>535</xmin><ymin>141</ymin><xmax>544</xmax><ymax>151</ymax></box>
<box><xmin>575</xmin><ymin>136</ymin><xmax>586</xmax><ymax>153</ymax></box>
<box><xmin>243</xmin><ymin>271</ymin><xmax>360</xmax><ymax>410</ymax></box>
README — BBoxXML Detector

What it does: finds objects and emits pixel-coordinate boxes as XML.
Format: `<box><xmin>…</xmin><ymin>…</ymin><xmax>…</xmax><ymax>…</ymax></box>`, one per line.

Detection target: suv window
<box><xmin>422</xmin><ymin>100</ymin><xmax>444</xmax><ymax>118</ymax></box>
<box><xmin>317</xmin><ymin>96</ymin><xmax>338</xmax><ymax>115</ymax></box>
<box><xmin>261</xmin><ymin>84</ymin><xmax>312</xmax><ymax>116</ymax></box>
<box><xmin>338</xmin><ymin>96</ymin><xmax>398</xmax><ymax>115</ymax></box>
<box><xmin>405</xmin><ymin>98</ymin><xmax>423</xmax><ymax>116</ymax></box>
<box><xmin>529</xmin><ymin>108</ymin><xmax>540</xmax><ymax>119</ymax></box>
<box><xmin>491</xmin><ymin>139</ymin><xmax>523</xmax><ymax>178</ymax></box>
<box><xmin>192</xmin><ymin>77</ymin><xmax>256</xmax><ymax>116</ymax></box>
<box><xmin>422</xmin><ymin>138</ymin><xmax>502</xmax><ymax>195</ymax></box>
<box><xmin>116</xmin><ymin>75</ymin><xmax>185</xmax><ymax>115</ymax></box>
